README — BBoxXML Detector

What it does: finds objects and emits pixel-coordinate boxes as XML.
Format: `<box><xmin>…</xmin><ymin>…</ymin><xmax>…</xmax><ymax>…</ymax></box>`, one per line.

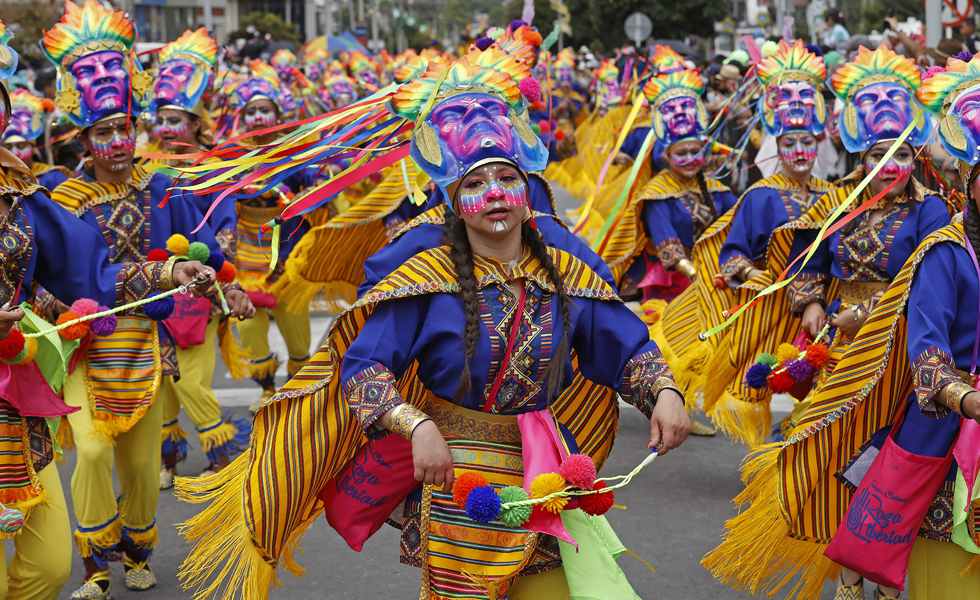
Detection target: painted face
<box><xmin>598</xmin><ymin>80</ymin><xmax>623</xmax><ymax>112</ymax></box>
<box><xmin>0</xmin><ymin>92</ymin><xmax>8</xmax><ymax>134</ymax></box>
<box><xmin>667</xmin><ymin>139</ymin><xmax>705</xmax><ymax>178</ymax></box>
<box><xmin>3</xmin><ymin>141</ymin><xmax>34</xmax><ymax>164</ymax></box>
<box><xmin>153</xmin><ymin>108</ymin><xmax>195</xmax><ymax>148</ymax></box>
<box><xmin>455</xmin><ymin>162</ymin><xmax>528</xmax><ymax>234</ymax></box>
<box><xmin>429</xmin><ymin>94</ymin><xmax>515</xmax><ymax>168</ymax></box>
<box><xmin>329</xmin><ymin>81</ymin><xmax>355</xmax><ymax>106</ymax></box>
<box><xmin>307</xmin><ymin>63</ymin><xmax>325</xmax><ymax>82</ymax></box>
<box><xmin>556</xmin><ymin>67</ymin><xmax>574</xmax><ymax>87</ymax></box>
<box><xmin>86</xmin><ymin>117</ymin><xmax>135</xmax><ymax>172</ymax></box>
<box><xmin>659</xmin><ymin>96</ymin><xmax>698</xmax><ymax>139</ymax></box>
<box><xmin>777</xmin><ymin>132</ymin><xmax>817</xmax><ymax>176</ymax></box>
<box><xmin>769</xmin><ymin>80</ymin><xmax>817</xmax><ymax>131</ymax></box>
<box><xmin>863</xmin><ymin>141</ymin><xmax>915</xmax><ymax>199</ymax></box>
<box><xmin>155</xmin><ymin>58</ymin><xmax>198</xmax><ymax>104</ymax></box>
<box><xmin>70</xmin><ymin>51</ymin><xmax>130</xmax><ymax>116</ymax></box>
<box><xmin>357</xmin><ymin>70</ymin><xmax>380</xmax><ymax>90</ymax></box>
<box><xmin>242</xmin><ymin>99</ymin><xmax>278</xmax><ymax>131</ymax></box>
<box><xmin>853</xmin><ymin>82</ymin><xmax>911</xmax><ymax>138</ymax></box>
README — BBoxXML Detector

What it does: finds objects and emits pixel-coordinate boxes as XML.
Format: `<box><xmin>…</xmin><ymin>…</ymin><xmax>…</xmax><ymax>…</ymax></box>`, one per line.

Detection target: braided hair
<box><xmin>443</xmin><ymin>213</ymin><xmax>573</xmax><ymax>401</ymax></box>
<box><xmin>965</xmin><ymin>164</ymin><xmax>980</xmax><ymax>262</ymax></box>
<box><xmin>696</xmin><ymin>170</ymin><xmax>717</xmax><ymax>221</ymax></box>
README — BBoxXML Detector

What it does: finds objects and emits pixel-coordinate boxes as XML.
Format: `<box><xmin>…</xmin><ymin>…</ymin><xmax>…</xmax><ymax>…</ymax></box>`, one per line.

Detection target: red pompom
<box><xmin>56</xmin><ymin>311</ymin><xmax>90</xmax><ymax>341</ymax></box>
<box><xmin>0</xmin><ymin>328</ymin><xmax>26</xmax><ymax>361</ymax></box>
<box><xmin>559</xmin><ymin>454</ymin><xmax>597</xmax><ymax>489</ymax></box>
<box><xmin>805</xmin><ymin>343</ymin><xmax>831</xmax><ymax>369</ymax></box>
<box><xmin>555</xmin><ymin>130</ymin><xmax>565</xmax><ymax>141</ymax></box>
<box><xmin>578</xmin><ymin>481</ymin><xmax>615</xmax><ymax>516</ymax></box>
<box><xmin>767</xmin><ymin>370</ymin><xmax>795</xmax><ymax>393</ymax></box>
<box><xmin>537</xmin><ymin>120</ymin><xmax>552</xmax><ymax>134</ymax></box>
<box><xmin>147</xmin><ymin>248</ymin><xmax>170</xmax><ymax>262</ymax></box>
<box><xmin>452</xmin><ymin>472</ymin><xmax>488</xmax><ymax>508</ymax></box>
<box><xmin>217</xmin><ymin>260</ymin><xmax>237</xmax><ymax>284</ymax></box>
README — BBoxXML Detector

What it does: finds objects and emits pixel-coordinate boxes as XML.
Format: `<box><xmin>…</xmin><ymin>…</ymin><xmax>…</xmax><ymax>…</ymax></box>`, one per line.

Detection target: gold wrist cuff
<box><xmin>677</xmin><ymin>259</ymin><xmax>696</xmax><ymax>279</ymax></box>
<box><xmin>652</xmin><ymin>376</ymin><xmax>683</xmax><ymax>406</ymax></box>
<box><xmin>161</xmin><ymin>256</ymin><xmax>181</xmax><ymax>290</ymax></box>
<box><xmin>938</xmin><ymin>381</ymin><xmax>974</xmax><ymax>415</ymax></box>
<box><xmin>381</xmin><ymin>404</ymin><xmax>431</xmax><ymax>439</ymax></box>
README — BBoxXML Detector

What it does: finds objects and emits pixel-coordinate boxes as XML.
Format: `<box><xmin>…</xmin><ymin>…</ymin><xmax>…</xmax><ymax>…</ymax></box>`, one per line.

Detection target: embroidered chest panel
<box><xmin>777</xmin><ymin>188</ymin><xmax>823</xmax><ymax>221</ymax></box>
<box><xmin>677</xmin><ymin>191</ymin><xmax>717</xmax><ymax>241</ymax></box>
<box><xmin>91</xmin><ymin>192</ymin><xmax>151</xmax><ymax>263</ymax></box>
<box><xmin>479</xmin><ymin>282</ymin><xmax>554</xmax><ymax>413</ymax></box>
<box><xmin>0</xmin><ymin>200</ymin><xmax>34</xmax><ymax>305</ymax></box>
<box><xmin>835</xmin><ymin>204</ymin><xmax>910</xmax><ymax>281</ymax></box>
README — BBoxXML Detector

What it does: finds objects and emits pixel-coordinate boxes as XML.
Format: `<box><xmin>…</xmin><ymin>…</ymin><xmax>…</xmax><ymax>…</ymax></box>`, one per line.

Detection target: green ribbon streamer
<box><xmin>590</xmin><ymin>127</ymin><xmax>657</xmax><ymax>251</ymax></box>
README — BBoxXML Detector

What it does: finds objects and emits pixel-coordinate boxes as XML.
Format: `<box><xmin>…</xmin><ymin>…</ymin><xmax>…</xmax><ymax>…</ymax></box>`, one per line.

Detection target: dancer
<box><xmin>176</xmin><ymin>46</ymin><xmax>690</xmax><ymax>600</ymax></box>
<box><xmin>2</xmin><ymin>89</ymin><xmax>69</xmax><ymax>190</ymax></box>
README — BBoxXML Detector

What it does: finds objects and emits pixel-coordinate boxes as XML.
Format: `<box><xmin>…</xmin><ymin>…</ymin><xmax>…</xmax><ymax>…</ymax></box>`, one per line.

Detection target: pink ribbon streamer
<box><xmin>517</xmin><ymin>410</ymin><xmax>575</xmax><ymax>544</ymax></box>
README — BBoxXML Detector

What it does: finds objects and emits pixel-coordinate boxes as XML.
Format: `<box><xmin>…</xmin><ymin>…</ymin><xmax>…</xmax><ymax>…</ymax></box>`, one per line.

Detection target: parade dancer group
<box><xmin>0</xmin><ymin>2</ymin><xmax>976</xmax><ymax>599</ymax></box>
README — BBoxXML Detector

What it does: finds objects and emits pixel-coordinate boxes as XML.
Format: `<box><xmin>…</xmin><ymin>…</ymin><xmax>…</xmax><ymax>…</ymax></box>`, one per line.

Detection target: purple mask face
<box><xmin>659</xmin><ymin>96</ymin><xmax>698</xmax><ymax>139</ymax></box>
<box><xmin>70</xmin><ymin>51</ymin><xmax>130</xmax><ymax>115</ymax></box>
<box><xmin>456</xmin><ymin>171</ymin><xmax>528</xmax><ymax>216</ymax></box>
<box><xmin>329</xmin><ymin>82</ymin><xmax>355</xmax><ymax>105</ymax></box>
<box><xmin>557</xmin><ymin>67</ymin><xmax>574</xmax><ymax>86</ymax></box>
<box><xmin>358</xmin><ymin>71</ymin><xmax>380</xmax><ymax>89</ymax></box>
<box><xmin>155</xmin><ymin>58</ymin><xmax>196</xmax><ymax>104</ymax></box>
<box><xmin>853</xmin><ymin>82</ymin><xmax>911</xmax><ymax>137</ymax></box>
<box><xmin>770</xmin><ymin>80</ymin><xmax>817</xmax><ymax>130</ymax></box>
<box><xmin>429</xmin><ymin>94</ymin><xmax>515</xmax><ymax>168</ymax></box>
<box><xmin>8</xmin><ymin>106</ymin><xmax>37</xmax><ymax>140</ymax></box>
<box><xmin>951</xmin><ymin>84</ymin><xmax>980</xmax><ymax>141</ymax></box>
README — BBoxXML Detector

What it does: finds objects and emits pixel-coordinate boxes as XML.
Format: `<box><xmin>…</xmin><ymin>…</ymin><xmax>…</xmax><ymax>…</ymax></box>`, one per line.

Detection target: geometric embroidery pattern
<box><xmin>837</xmin><ymin>203</ymin><xmax>909</xmax><ymax>281</ymax></box>
<box><xmin>343</xmin><ymin>362</ymin><xmax>401</xmax><ymax>430</ymax></box>
<box><xmin>911</xmin><ymin>346</ymin><xmax>961</xmax><ymax>416</ymax></box>
<box><xmin>919</xmin><ymin>479</ymin><xmax>954</xmax><ymax>542</ymax></box>
<box><xmin>0</xmin><ymin>200</ymin><xmax>32</xmax><ymax>305</ymax></box>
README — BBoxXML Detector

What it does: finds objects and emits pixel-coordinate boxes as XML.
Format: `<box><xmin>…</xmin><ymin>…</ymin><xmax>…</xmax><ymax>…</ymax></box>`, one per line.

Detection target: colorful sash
<box><xmin>0</xmin><ymin>400</ymin><xmax>49</xmax><ymax>535</ymax></box>
<box><xmin>235</xmin><ymin>203</ymin><xmax>282</xmax><ymax>293</ymax></box>
<box><xmin>85</xmin><ymin>315</ymin><xmax>161</xmax><ymax>438</ymax></box>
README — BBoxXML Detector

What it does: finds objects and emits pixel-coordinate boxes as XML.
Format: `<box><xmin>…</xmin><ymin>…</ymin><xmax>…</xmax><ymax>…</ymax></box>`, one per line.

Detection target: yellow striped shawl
<box><xmin>175</xmin><ymin>244</ymin><xmax>624</xmax><ymax>600</ymax></box>
<box><xmin>702</xmin><ymin>221</ymin><xmax>966</xmax><ymax>600</ymax></box>
<box><xmin>50</xmin><ymin>164</ymin><xmax>155</xmax><ymax>215</ymax></box>
<box><xmin>599</xmin><ymin>169</ymin><xmax>729</xmax><ymax>285</ymax></box>
<box><xmin>0</xmin><ymin>149</ymin><xmax>41</xmax><ymax>196</ymax></box>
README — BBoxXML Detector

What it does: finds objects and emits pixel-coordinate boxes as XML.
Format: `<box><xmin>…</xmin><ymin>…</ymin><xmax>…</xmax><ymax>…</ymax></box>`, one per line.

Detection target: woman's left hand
<box><xmin>831</xmin><ymin>307</ymin><xmax>864</xmax><ymax>338</ymax></box>
<box><xmin>648</xmin><ymin>389</ymin><xmax>690</xmax><ymax>456</ymax></box>
<box><xmin>226</xmin><ymin>289</ymin><xmax>256</xmax><ymax>319</ymax></box>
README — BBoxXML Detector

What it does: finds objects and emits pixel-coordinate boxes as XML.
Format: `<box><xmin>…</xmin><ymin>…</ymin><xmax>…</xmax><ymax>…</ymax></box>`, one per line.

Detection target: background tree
<box><xmin>0</xmin><ymin>2</ymin><xmax>63</xmax><ymax>66</ymax></box>
<box><xmin>233</xmin><ymin>12</ymin><xmax>301</xmax><ymax>44</ymax></box>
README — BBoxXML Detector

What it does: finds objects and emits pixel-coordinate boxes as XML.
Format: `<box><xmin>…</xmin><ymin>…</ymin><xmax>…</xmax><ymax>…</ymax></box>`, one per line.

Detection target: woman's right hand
<box><xmin>963</xmin><ymin>391</ymin><xmax>980</xmax><ymax>425</ymax></box>
<box><xmin>411</xmin><ymin>420</ymin><xmax>455</xmax><ymax>490</ymax></box>
<box><xmin>0</xmin><ymin>306</ymin><xmax>25</xmax><ymax>340</ymax></box>
<box><xmin>801</xmin><ymin>302</ymin><xmax>827</xmax><ymax>337</ymax></box>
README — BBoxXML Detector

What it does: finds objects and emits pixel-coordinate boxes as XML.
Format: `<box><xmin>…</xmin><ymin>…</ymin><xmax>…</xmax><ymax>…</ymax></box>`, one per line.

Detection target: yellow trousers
<box><xmin>908</xmin><ymin>537</ymin><xmax>980</xmax><ymax>600</ymax></box>
<box><xmin>64</xmin><ymin>364</ymin><xmax>162</xmax><ymax>556</ymax></box>
<box><xmin>161</xmin><ymin>320</ymin><xmax>221</xmax><ymax>434</ymax></box>
<box><xmin>510</xmin><ymin>567</ymin><xmax>570</xmax><ymax>599</ymax></box>
<box><xmin>237</xmin><ymin>302</ymin><xmax>311</xmax><ymax>380</ymax></box>
<box><xmin>0</xmin><ymin>463</ymin><xmax>71</xmax><ymax>600</ymax></box>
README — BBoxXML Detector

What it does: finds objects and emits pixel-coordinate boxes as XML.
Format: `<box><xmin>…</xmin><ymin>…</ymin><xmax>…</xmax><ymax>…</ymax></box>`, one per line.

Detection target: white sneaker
<box><xmin>159</xmin><ymin>467</ymin><xmax>175</xmax><ymax>490</ymax></box>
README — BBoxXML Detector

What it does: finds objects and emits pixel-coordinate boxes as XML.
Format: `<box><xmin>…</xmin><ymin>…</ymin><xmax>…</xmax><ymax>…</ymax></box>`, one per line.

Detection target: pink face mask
<box><xmin>243</xmin><ymin>105</ymin><xmax>277</xmax><ymax>131</ymax></box>
<box><xmin>456</xmin><ymin>175</ymin><xmax>527</xmax><ymax>216</ymax></box>
<box><xmin>7</xmin><ymin>143</ymin><xmax>33</xmax><ymax>164</ymax></box>
<box><xmin>89</xmin><ymin>124</ymin><xmax>136</xmax><ymax>170</ymax></box>
<box><xmin>778</xmin><ymin>136</ymin><xmax>818</xmax><ymax>174</ymax></box>
<box><xmin>670</xmin><ymin>146</ymin><xmax>705</xmax><ymax>172</ymax></box>
<box><xmin>864</xmin><ymin>150</ymin><xmax>915</xmax><ymax>193</ymax></box>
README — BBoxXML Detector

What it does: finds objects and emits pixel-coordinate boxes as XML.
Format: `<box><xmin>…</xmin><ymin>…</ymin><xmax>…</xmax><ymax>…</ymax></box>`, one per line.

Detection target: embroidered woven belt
<box><xmin>838</xmin><ymin>280</ymin><xmax>889</xmax><ymax>307</ymax></box>
<box><xmin>426</xmin><ymin>396</ymin><xmax>522</xmax><ymax>445</ymax></box>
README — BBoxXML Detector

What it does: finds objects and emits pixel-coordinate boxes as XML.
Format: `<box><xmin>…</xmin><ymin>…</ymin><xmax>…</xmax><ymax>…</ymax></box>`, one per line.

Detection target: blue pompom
<box><xmin>744</xmin><ymin>363</ymin><xmax>772</xmax><ymax>389</ymax></box>
<box><xmin>475</xmin><ymin>37</ymin><xmax>493</xmax><ymax>51</ymax></box>
<box><xmin>143</xmin><ymin>296</ymin><xmax>175</xmax><ymax>321</ymax></box>
<box><xmin>465</xmin><ymin>486</ymin><xmax>502</xmax><ymax>523</ymax></box>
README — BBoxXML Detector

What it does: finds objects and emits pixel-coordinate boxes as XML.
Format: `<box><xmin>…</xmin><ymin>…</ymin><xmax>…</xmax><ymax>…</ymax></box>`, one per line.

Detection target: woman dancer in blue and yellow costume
<box><xmin>0</xmin><ymin>22</ymin><xmax>214</xmax><ymax>599</ymax></box>
<box><xmin>148</xmin><ymin>28</ymin><xmax>255</xmax><ymax>490</ymax></box>
<box><xmin>656</xmin><ymin>40</ymin><xmax>833</xmax><ymax>447</ymax></box>
<box><xmin>703</xmin><ymin>51</ymin><xmax>980</xmax><ymax>600</ymax></box>
<box><xmin>40</xmin><ymin>2</ymin><xmax>234</xmax><ymax>596</ymax></box>
<box><xmin>1</xmin><ymin>89</ymin><xmax>70</xmax><ymax>191</ymax></box>
<box><xmin>175</xmin><ymin>46</ymin><xmax>691</xmax><ymax>600</ymax></box>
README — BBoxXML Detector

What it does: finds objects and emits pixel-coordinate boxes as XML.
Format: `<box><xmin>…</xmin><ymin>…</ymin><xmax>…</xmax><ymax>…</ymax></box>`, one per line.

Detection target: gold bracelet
<box><xmin>380</xmin><ymin>404</ymin><xmax>432</xmax><ymax>440</ymax></box>
<box><xmin>652</xmin><ymin>376</ymin><xmax>683</xmax><ymax>406</ymax></box>
<box><xmin>161</xmin><ymin>256</ymin><xmax>181</xmax><ymax>291</ymax></box>
<box><xmin>938</xmin><ymin>381</ymin><xmax>974</xmax><ymax>416</ymax></box>
<box><xmin>677</xmin><ymin>259</ymin><xmax>696</xmax><ymax>279</ymax></box>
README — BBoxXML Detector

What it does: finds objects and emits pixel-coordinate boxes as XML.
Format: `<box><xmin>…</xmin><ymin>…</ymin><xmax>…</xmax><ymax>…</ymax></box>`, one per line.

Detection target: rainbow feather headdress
<box><xmin>232</xmin><ymin>60</ymin><xmax>291</xmax><ymax>114</ymax></box>
<box><xmin>152</xmin><ymin>28</ymin><xmax>217</xmax><ymax>119</ymax></box>
<box><xmin>41</xmin><ymin>0</ymin><xmax>150</xmax><ymax>129</ymax></box>
<box><xmin>830</xmin><ymin>45</ymin><xmax>932</xmax><ymax>152</ymax></box>
<box><xmin>920</xmin><ymin>52</ymin><xmax>980</xmax><ymax>166</ymax></box>
<box><xmin>3</xmin><ymin>90</ymin><xmax>55</xmax><ymax>143</ymax></box>
<box><xmin>172</xmin><ymin>45</ymin><xmax>547</xmax><ymax>232</ymax></box>
<box><xmin>0</xmin><ymin>20</ymin><xmax>18</xmax><ymax>83</ymax></box>
<box><xmin>650</xmin><ymin>45</ymin><xmax>688</xmax><ymax>75</ymax></box>
<box><xmin>643</xmin><ymin>68</ymin><xmax>708</xmax><ymax>149</ymax></box>
<box><xmin>756</xmin><ymin>40</ymin><xmax>827</xmax><ymax>136</ymax></box>
<box><xmin>594</xmin><ymin>60</ymin><xmax>623</xmax><ymax>109</ymax></box>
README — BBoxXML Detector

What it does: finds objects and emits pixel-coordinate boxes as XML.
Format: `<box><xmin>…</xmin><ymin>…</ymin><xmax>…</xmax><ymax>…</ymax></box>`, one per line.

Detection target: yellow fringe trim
<box><xmin>161</xmin><ymin>420</ymin><xmax>188</xmax><ymax>444</ymax></box>
<box><xmin>248</xmin><ymin>356</ymin><xmax>278</xmax><ymax>381</ymax></box>
<box><xmin>124</xmin><ymin>522</ymin><xmax>158</xmax><ymax>549</ymax></box>
<box><xmin>649</xmin><ymin>318</ymin><xmax>708</xmax><ymax>401</ymax></box>
<box><xmin>198</xmin><ymin>422</ymin><xmax>238</xmax><ymax>453</ymax></box>
<box><xmin>75</xmin><ymin>516</ymin><xmax>122</xmax><ymax>558</ymax></box>
<box><xmin>706</xmin><ymin>390</ymin><xmax>772</xmax><ymax>449</ymax></box>
<box><xmin>701</xmin><ymin>444</ymin><xmax>839</xmax><ymax>599</ymax></box>
<box><xmin>219</xmin><ymin>320</ymin><xmax>250</xmax><ymax>380</ymax></box>
<box><xmin>175</xmin><ymin>454</ymin><xmax>282</xmax><ymax>600</ymax></box>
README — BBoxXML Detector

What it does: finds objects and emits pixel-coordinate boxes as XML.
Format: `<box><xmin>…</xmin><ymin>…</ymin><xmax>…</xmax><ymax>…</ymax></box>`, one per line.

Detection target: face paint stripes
<box><xmin>457</xmin><ymin>177</ymin><xmax>527</xmax><ymax>216</ymax></box>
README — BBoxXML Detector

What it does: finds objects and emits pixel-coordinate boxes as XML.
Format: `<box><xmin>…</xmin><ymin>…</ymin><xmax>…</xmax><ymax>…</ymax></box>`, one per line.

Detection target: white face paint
<box><xmin>491</xmin><ymin>220</ymin><xmax>509</xmax><ymax>233</ymax></box>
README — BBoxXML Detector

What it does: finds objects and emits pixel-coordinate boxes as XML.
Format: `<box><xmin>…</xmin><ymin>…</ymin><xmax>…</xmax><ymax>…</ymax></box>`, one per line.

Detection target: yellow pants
<box><xmin>510</xmin><ymin>567</ymin><xmax>570</xmax><ymax>599</ymax></box>
<box><xmin>237</xmin><ymin>302</ymin><xmax>311</xmax><ymax>380</ymax></box>
<box><xmin>0</xmin><ymin>463</ymin><xmax>71</xmax><ymax>600</ymax></box>
<box><xmin>907</xmin><ymin>537</ymin><xmax>980</xmax><ymax>600</ymax></box>
<box><xmin>64</xmin><ymin>364</ymin><xmax>162</xmax><ymax>556</ymax></box>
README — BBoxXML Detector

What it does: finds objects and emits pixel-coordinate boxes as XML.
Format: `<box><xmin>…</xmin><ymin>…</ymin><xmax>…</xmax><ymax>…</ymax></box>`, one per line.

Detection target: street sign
<box><xmin>624</xmin><ymin>12</ymin><xmax>652</xmax><ymax>46</ymax></box>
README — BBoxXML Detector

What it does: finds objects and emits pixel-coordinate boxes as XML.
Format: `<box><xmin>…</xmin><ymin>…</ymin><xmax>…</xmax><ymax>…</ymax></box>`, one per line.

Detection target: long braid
<box><xmin>522</xmin><ymin>221</ymin><xmax>572</xmax><ymax>399</ymax></box>
<box><xmin>696</xmin><ymin>170</ymin><xmax>717</xmax><ymax>221</ymax></box>
<box><xmin>444</xmin><ymin>213</ymin><xmax>481</xmax><ymax>399</ymax></box>
<box><xmin>966</xmin><ymin>167</ymin><xmax>980</xmax><ymax>262</ymax></box>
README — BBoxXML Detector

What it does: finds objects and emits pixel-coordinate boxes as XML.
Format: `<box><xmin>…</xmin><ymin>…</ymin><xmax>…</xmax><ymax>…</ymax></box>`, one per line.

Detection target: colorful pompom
<box><xmin>0</xmin><ymin>328</ymin><xmax>26</xmax><ymax>361</ymax></box>
<box><xmin>775</xmin><ymin>343</ymin><xmax>799</xmax><ymax>364</ymax></box>
<box><xmin>786</xmin><ymin>358</ymin><xmax>814</xmax><ymax>382</ymax></box>
<box><xmin>474</xmin><ymin>36</ymin><xmax>493</xmax><ymax>51</ymax></box>
<box><xmin>537</xmin><ymin>119</ymin><xmax>552</xmax><ymax>134</ymax></box>
<box><xmin>70</xmin><ymin>298</ymin><xmax>99</xmax><ymax>316</ymax></box>
<box><xmin>498</xmin><ymin>486</ymin><xmax>532</xmax><ymax>527</ymax></box>
<box><xmin>804</xmin><ymin>343</ymin><xmax>831</xmax><ymax>368</ymax></box>
<box><xmin>756</xmin><ymin>353</ymin><xmax>778</xmax><ymax>367</ymax></box>
<box><xmin>90</xmin><ymin>310</ymin><xmax>117</xmax><ymax>337</ymax></box>
<box><xmin>166</xmin><ymin>234</ymin><xmax>190</xmax><ymax>256</ymax></box>
<box><xmin>530</xmin><ymin>472</ymin><xmax>568</xmax><ymax>514</ymax></box>
<box><xmin>464</xmin><ymin>486</ymin><xmax>502</xmax><ymax>523</ymax></box>
<box><xmin>216</xmin><ymin>261</ymin><xmax>237</xmax><ymax>284</ymax></box>
<box><xmin>555</xmin><ymin>130</ymin><xmax>565</xmax><ymax>142</ymax></box>
<box><xmin>144</xmin><ymin>297</ymin><xmax>175</xmax><ymax>321</ymax></box>
<box><xmin>578</xmin><ymin>481</ymin><xmax>615</xmax><ymax>516</ymax></box>
<box><xmin>0</xmin><ymin>505</ymin><xmax>24</xmax><ymax>533</ymax></box>
<box><xmin>744</xmin><ymin>362</ymin><xmax>772</xmax><ymax>389</ymax></box>
<box><xmin>559</xmin><ymin>454</ymin><xmax>597</xmax><ymax>489</ymax></box>
<box><xmin>452</xmin><ymin>472</ymin><xmax>488</xmax><ymax>508</ymax></box>
<box><xmin>519</xmin><ymin>77</ymin><xmax>542</xmax><ymax>104</ymax></box>
<box><xmin>146</xmin><ymin>248</ymin><xmax>170</xmax><ymax>262</ymax></box>
<box><xmin>56</xmin><ymin>311</ymin><xmax>89</xmax><ymax>341</ymax></box>
<box><xmin>767</xmin><ymin>370</ymin><xmax>795</xmax><ymax>393</ymax></box>
<box><xmin>187</xmin><ymin>241</ymin><xmax>211</xmax><ymax>263</ymax></box>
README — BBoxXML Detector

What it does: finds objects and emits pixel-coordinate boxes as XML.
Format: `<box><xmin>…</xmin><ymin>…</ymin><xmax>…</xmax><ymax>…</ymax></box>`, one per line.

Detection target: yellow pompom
<box><xmin>166</xmin><ymin>234</ymin><xmax>190</xmax><ymax>256</ymax></box>
<box><xmin>530</xmin><ymin>472</ymin><xmax>569</xmax><ymax>514</ymax></box>
<box><xmin>776</xmin><ymin>343</ymin><xmax>799</xmax><ymax>364</ymax></box>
